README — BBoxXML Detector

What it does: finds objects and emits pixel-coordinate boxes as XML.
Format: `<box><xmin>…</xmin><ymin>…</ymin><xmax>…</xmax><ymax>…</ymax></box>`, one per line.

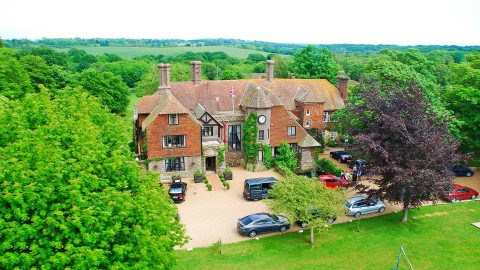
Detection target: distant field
<box><xmin>55</xmin><ymin>46</ymin><xmax>271</xmax><ymax>59</ymax></box>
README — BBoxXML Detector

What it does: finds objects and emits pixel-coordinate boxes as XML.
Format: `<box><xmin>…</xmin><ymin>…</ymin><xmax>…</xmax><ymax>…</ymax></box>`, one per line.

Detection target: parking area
<box><xmin>176</xmin><ymin>149</ymin><xmax>480</xmax><ymax>249</ymax></box>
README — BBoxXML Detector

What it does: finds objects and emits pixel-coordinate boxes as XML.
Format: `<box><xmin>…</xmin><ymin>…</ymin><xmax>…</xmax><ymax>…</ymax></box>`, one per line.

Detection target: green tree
<box><xmin>290</xmin><ymin>45</ymin><xmax>340</xmax><ymax>83</ymax></box>
<box><xmin>274</xmin><ymin>142</ymin><xmax>298</xmax><ymax>172</ymax></box>
<box><xmin>0</xmin><ymin>88</ymin><xmax>187</xmax><ymax>269</ymax></box>
<box><xmin>266</xmin><ymin>173</ymin><xmax>345</xmax><ymax>244</ymax></box>
<box><xmin>99</xmin><ymin>60</ymin><xmax>150</xmax><ymax>88</ymax></box>
<box><xmin>67</xmin><ymin>48</ymin><xmax>97</xmax><ymax>72</ymax></box>
<box><xmin>19</xmin><ymin>55</ymin><xmax>58</xmax><ymax>91</ymax></box>
<box><xmin>246</xmin><ymin>53</ymin><xmax>266</xmax><ymax>63</ymax></box>
<box><xmin>243</xmin><ymin>112</ymin><xmax>259</xmax><ymax>166</ymax></box>
<box><xmin>16</xmin><ymin>46</ymin><xmax>69</xmax><ymax>67</ymax></box>
<box><xmin>0</xmin><ymin>48</ymin><xmax>33</xmax><ymax>99</ymax></box>
<box><xmin>272</xmin><ymin>55</ymin><xmax>291</xmax><ymax>78</ymax></box>
<box><xmin>74</xmin><ymin>68</ymin><xmax>130</xmax><ymax>114</ymax></box>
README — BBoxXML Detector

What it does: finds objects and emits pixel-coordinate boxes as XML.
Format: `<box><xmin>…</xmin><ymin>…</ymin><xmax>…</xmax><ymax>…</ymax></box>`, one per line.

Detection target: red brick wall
<box><xmin>297</xmin><ymin>103</ymin><xmax>324</xmax><ymax>130</ymax></box>
<box><xmin>146</xmin><ymin>113</ymin><xmax>201</xmax><ymax>158</ymax></box>
<box><xmin>270</xmin><ymin>106</ymin><xmax>306</xmax><ymax>147</ymax></box>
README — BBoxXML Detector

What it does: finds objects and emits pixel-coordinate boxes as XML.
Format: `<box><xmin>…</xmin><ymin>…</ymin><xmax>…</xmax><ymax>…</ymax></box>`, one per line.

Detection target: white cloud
<box><xmin>1</xmin><ymin>0</ymin><xmax>479</xmax><ymax>45</ymax></box>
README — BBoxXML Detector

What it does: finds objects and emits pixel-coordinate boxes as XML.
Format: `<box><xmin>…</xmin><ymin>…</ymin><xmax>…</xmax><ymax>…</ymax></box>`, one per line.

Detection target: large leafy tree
<box><xmin>74</xmin><ymin>67</ymin><xmax>130</xmax><ymax>114</ymax></box>
<box><xmin>0</xmin><ymin>88</ymin><xmax>187</xmax><ymax>269</ymax></box>
<box><xmin>267</xmin><ymin>172</ymin><xmax>345</xmax><ymax>244</ymax></box>
<box><xmin>290</xmin><ymin>45</ymin><xmax>340</xmax><ymax>84</ymax></box>
<box><xmin>341</xmin><ymin>79</ymin><xmax>463</xmax><ymax>222</ymax></box>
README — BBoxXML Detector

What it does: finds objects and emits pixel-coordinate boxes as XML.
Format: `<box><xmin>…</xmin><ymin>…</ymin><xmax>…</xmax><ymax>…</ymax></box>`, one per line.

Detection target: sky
<box><xmin>1</xmin><ymin>0</ymin><xmax>480</xmax><ymax>45</ymax></box>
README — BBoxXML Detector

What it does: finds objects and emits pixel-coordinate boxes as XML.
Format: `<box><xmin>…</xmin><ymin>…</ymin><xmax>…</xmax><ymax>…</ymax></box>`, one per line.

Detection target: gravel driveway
<box><xmin>177</xmin><ymin>168</ymin><xmax>281</xmax><ymax>249</ymax></box>
<box><xmin>176</xmin><ymin>149</ymin><xmax>480</xmax><ymax>249</ymax></box>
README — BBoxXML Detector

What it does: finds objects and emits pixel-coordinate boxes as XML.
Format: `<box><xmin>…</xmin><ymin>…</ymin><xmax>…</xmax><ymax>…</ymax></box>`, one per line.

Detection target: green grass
<box><xmin>55</xmin><ymin>46</ymin><xmax>272</xmax><ymax>59</ymax></box>
<box><xmin>175</xmin><ymin>201</ymin><xmax>480</xmax><ymax>270</ymax></box>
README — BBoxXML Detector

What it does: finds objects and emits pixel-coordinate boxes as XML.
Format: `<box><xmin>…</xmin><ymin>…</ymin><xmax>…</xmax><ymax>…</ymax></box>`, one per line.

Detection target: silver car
<box><xmin>345</xmin><ymin>196</ymin><xmax>386</xmax><ymax>218</ymax></box>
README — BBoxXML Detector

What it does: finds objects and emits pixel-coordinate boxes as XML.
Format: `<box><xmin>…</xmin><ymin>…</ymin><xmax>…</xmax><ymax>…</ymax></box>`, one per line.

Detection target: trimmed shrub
<box><xmin>316</xmin><ymin>158</ymin><xmax>342</xmax><ymax>176</ymax></box>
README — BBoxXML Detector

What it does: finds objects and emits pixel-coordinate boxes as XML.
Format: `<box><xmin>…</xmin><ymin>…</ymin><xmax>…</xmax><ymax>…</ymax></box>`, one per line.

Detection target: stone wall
<box><xmin>148</xmin><ymin>156</ymin><xmax>202</xmax><ymax>182</ymax></box>
<box><xmin>299</xmin><ymin>147</ymin><xmax>316</xmax><ymax>171</ymax></box>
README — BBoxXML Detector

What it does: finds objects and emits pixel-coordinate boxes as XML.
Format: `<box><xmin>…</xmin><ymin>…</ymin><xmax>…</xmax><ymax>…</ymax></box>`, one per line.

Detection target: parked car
<box><xmin>168</xmin><ymin>180</ymin><xmax>187</xmax><ymax>203</ymax></box>
<box><xmin>243</xmin><ymin>177</ymin><xmax>277</xmax><ymax>200</ymax></box>
<box><xmin>330</xmin><ymin>150</ymin><xmax>353</xmax><ymax>163</ymax></box>
<box><xmin>345</xmin><ymin>196</ymin><xmax>386</xmax><ymax>218</ymax></box>
<box><xmin>296</xmin><ymin>207</ymin><xmax>337</xmax><ymax>228</ymax></box>
<box><xmin>444</xmin><ymin>184</ymin><xmax>478</xmax><ymax>202</ymax></box>
<box><xmin>318</xmin><ymin>174</ymin><xmax>349</xmax><ymax>189</ymax></box>
<box><xmin>237</xmin><ymin>213</ymin><xmax>290</xmax><ymax>237</ymax></box>
<box><xmin>452</xmin><ymin>165</ymin><xmax>474</xmax><ymax>177</ymax></box>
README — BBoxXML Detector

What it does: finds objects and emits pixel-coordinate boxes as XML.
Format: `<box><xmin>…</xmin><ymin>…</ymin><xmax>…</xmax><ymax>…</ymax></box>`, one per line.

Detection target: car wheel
<box><xmin>249</xmin><ymin>230</ymin><xmax>257</xmax><ymax>238</ymax></box>
<box><xmin>280</xmin><ymin>226</ymin><xmax>287</xmax><ymax>232</ymax></box>
<box><xmin>451</xmin><ymin>197</ymin><xmax>458</xmax><ymax>203</ymax></box>
<box><xmin>471</xmin><ymin>195</ymin><xmax>477</xmax><ymax>200</ymax></box>
<box><xmin>466</xmin><ymin>173</ymin><xmax>471</xmax><ymax>177</ymax></box>
<box><xmin>378</xmin><ymin>207</ymin><xmax>385</xmax><ymax>213</ymax></box>
<box><xmin>338</xmin><ymin>158</ymin><xmax>342</xmax><ymax>163</ymax></box>
<box><xmin>300</xmin><ymin>222</ymin><xmax>308</xmax><ymax>228</ymax></box>
<box><xmin>354</xmin><ymin>212</ymin><xmax>361</xmax><ymax>218</ymax></box>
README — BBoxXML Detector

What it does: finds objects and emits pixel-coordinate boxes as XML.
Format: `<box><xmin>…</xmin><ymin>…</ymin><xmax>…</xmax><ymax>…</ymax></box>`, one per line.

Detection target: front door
<box><xmin>205</xmin><ymin>156</ymin><xmax>216</xmax><ymax>171</ymax></box>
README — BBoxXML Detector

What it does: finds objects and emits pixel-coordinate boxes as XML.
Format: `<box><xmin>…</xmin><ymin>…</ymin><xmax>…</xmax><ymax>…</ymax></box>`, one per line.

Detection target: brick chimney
<box><xmin>266</xmin><ymin>60</ymin><xmax>275</xmax><ymax>81</ymax></box>
<box><xmin>190</xmin><ymin>61</ymin><xmax>202</xmax><ymax>85</ymax></box>
<box><xmin>158</xmin><ymin>63</ymin><xmax>171</xmax><ymax>90</ymax></box>
<box><xmin>337</xmin><ymin>75</ymin><xmax>349</xmax><ymax>100</ymax></box>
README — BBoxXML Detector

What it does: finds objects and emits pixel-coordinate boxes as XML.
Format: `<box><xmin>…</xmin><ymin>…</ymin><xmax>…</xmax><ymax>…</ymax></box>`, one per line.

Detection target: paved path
<box><xmin>207</xmin><ymin>173</ymin><xmax>223</xmax><ymax>191</ymax></box>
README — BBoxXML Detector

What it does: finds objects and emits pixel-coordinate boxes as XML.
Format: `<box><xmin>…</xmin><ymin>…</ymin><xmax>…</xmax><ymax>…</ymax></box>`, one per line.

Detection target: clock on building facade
<box><xmin>258</xmin><ymin>115</ymin><xmax>266</xmax><ymax>124</ymax></box>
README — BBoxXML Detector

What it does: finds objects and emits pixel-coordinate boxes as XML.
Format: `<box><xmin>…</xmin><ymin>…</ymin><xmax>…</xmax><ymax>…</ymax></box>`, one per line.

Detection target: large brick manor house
<box><xmin>134</xmin><ymin>60</ymin><xmax>348</xmax><ymax>179</ymax></box>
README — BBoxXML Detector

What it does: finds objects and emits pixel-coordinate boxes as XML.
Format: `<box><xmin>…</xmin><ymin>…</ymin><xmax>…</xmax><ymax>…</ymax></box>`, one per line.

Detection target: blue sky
<box><xmin>1</xmin><ymin>0</ymin><xmax>479</xmax><ymax>45</ymax></box>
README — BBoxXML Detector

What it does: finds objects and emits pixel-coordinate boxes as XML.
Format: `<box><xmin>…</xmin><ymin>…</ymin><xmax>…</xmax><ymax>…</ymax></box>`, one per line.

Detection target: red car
<box><xmin>318</xmin><ymin>174</ymin><xmax>349</xmax><ymax>189</ymax></box>
<box><xmin>445</xmin><ymin>184</ymin><xmax>478</xmax><ymax>202</ymax></box>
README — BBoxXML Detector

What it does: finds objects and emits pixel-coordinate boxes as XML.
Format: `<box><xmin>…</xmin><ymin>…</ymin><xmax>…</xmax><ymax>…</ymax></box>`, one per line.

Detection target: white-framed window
<box><xmin>258</xmin><ymin>149</ymin><xmax>263</xmax><ymax>161</ymax></box>
<box><xmin>305</xmin><ymin>120</ymin><xmax>311</xmax><ymax>128</ymax></box>
<box><xmin>258</xmin><ymin>130</ymin><xmax>265</xmax><ymax>140</ymax></box>
<box><xmin>288</xmin><ymin>126</ymin><xmax>296</xmax><ymax>136</ymax></box>
<box><xmin>168</xmin><ymin>114</ymin><xmax>179</xmax><ymax>125</ymax></box>
<box><xmin>267</xmin><ymin>129</ymin><xmax>270</xmax><ymax>139</ymax></box>
<box><xmin>306</xmin><ymin>109</ymin><xmax>311</xmax><ymax>116</ymax></box>
<box><xmin>323</xmin><ymin>112</ymin><xmax>330</xmax><ymax>122</ymax></box>
<box><xmin>330</xmin><ymin>131</ymin><xmax>337</xmax><ymax>140</ymax></box>
<box><xmin>163</xmin><ymin>135</ymin><xmax>186</xmax><ymax>148</ymax></box>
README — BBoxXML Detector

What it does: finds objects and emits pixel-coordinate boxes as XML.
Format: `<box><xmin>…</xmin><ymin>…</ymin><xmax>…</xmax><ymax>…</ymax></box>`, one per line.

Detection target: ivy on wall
<box><xmin>243</xmin><ymin>112</ymin><xmax>260</xmax><ymax>165</ymax></box>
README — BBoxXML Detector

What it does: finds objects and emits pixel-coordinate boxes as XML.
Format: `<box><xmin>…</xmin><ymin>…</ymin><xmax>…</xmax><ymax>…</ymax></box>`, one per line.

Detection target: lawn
<box><xmin>175</xmin><ymin>201</ymin><xmax>480</xmax><ymax>270</ymax></box>
<box><xmin>54</xmin><ymin>46</ymin><xmax>272</xmax><ymax>59</ymax></box>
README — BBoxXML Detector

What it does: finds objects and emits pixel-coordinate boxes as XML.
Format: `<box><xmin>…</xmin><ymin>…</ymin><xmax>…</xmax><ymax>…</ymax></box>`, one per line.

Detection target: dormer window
<box><xmin>306</xmin><ymin>109</ymin><xmax>311</xmax><ymax>116</ymax></box>
<box><xmin>323</xmin><ymin>112</ymin><xmax>330</xmax><ymax>122</ymax></box>
<box><xmin>168</xmin><ymin>114</ymin><xmax>179</xmax><ymax>125</ymax></box>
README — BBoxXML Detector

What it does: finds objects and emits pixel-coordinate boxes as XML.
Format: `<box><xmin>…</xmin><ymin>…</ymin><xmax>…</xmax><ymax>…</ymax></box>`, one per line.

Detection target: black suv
<box><xmin>330</xmin><ymin>150</ymin><xmax>353</xmax><ymax>163</ymax></box>
<box><xmin>168</xmin><ymin>180</ymin><xmax>187</xmax><ymax>203</ymax></box>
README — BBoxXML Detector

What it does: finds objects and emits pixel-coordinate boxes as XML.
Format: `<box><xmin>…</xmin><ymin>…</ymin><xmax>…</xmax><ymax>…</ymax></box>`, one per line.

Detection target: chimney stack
<box><xmin>266</xmin><ymin>60</ymin><xmax>275</xmax><ymax>81</ymax></box>
<box><xmin>158</xmin><ymin>63</ymin><xmax>171</xmax><ymax>90</ymax></box>
<box><xmin>337</xmin><ymin>75</ymin><xmax>349</xmax><ymax>100</ymax></box>
<box><xmin>190</xmin><ymin>61</ymin><xmax>202</xmax><ymax>85</ymax></box>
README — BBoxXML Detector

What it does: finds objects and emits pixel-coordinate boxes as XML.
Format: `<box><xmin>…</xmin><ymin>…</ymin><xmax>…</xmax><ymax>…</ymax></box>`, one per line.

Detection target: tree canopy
<box><xmin>274</xmin><ymin>142</ymin><xmax>298</xmax><ymax>172</ymax></box>
<box><xmin>340</xmin><ymin>79</ymin><xmax>463</xmax><ymax>222</ymax></box>
<box><xmin>267</xmin><ymin>172</ymin><xmax>345</xmax><ymax>244</ymax></box>
<box><xmin>0</xmin><ymin>88</ymin><xmax>187</xmax><ymax>269</ymax></box>
<box><xmin>291</xmin><ymin>45</ymin><xmax>340</xmax><ymax>83</ymax></box>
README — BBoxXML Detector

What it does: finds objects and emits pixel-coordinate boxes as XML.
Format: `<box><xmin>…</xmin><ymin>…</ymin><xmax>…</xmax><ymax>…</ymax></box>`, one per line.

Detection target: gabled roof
<box><xmin>141</xmin><ymin>89</ymin><xmax>192</xmax><ymax>131</ymax></box>
<box><xmin>240</xmin><ymin>83</ymin><xmax>273</xmax><ymax>109</ymax></box>
<box><xmin>136</xmin><ymin>95</ymin><xmax>161</xmax><ymax>114</ymax></box>
<box><xmin>294</xmin><ymin>86</ymin><xmax>324</xmax><ymax>103</ymax></box>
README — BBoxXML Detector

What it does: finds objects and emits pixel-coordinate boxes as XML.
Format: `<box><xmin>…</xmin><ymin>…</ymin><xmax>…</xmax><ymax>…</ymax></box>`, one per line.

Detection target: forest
<box><xmin>1</xmin><ymin>37</ymin><xmax>479</xmax><ymax>268</ymax></box>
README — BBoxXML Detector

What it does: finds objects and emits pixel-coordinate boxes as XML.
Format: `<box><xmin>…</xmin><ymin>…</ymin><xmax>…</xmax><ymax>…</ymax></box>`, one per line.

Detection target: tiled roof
<box><xmin>136</xmin><ymin>95</ymin><xmax>161</xmax><ymax>114</ymax></box>
<box><xmin>141</xmin><ymin>89</ymin><xmax>191</xmax><ymax>130</ymax></box>
<box><xmin>192</xmin><ymin>102</ymin><xmax>206</xmax><ymax>118</ymax></box>
<box><xmin>162</xmin><ymin>78</ymin><xmax>344</xmax><ymax>114</ymax></box>
<box><xmin>298</xmin><ymin>133</ymin><xmax>321</xmax><ymax>147</ymax></box>
<box><xmin>240</xmin><ymin>83</ymin><xmax>273</xmax><ymax>109</ymax></box>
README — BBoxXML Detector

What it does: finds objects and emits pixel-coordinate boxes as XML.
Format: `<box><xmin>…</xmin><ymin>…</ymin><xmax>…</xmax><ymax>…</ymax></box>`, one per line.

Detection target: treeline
<box><xmin>5</xmin><ymin>38</ymin><xmax>480</xmax><ymax>55</ymax></box>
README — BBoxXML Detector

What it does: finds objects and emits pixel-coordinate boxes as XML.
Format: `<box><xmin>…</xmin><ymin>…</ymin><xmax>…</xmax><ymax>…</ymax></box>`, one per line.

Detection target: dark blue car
<box><xmin>237</xmin><ymin>213</ymin><xmax>290</xmax><ymax>237</ymax></box>
<box><xmin>452</xmin><ymin>165</ymin><xmax>474</xmax><ymax>177</ymax></box>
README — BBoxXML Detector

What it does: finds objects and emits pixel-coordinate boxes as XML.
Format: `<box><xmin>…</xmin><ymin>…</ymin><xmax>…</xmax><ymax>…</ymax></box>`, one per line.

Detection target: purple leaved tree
<box><xmin>343</xmin><ymin>80</ymin><xmax>465</xmax><ymax>222</ymax></box>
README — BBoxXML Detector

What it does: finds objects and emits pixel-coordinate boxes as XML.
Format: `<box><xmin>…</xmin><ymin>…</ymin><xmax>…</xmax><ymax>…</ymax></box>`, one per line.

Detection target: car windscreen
<box><xmin>240</xmin><ymin>216</ymin><xmax>253</xmax><ymax>225</ymax></box>
<box><xmin>345</xmin><ymin>202</ymin><xmax>352</xmax><ymax>208</ymax></box>
<box><xmin>169</xmin><ymin>187</ymin><xmax>183</xmax><ymax>194</ymax></box>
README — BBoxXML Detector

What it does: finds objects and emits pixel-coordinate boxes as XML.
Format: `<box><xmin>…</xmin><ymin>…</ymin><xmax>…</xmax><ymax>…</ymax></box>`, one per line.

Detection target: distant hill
<box><xmin>53</xmin><ymin>45</ymin><xmax>272</xmax><ymax>59</ymax></box>
<box><xmin>5</xmin><ymin>38</ymin><xmax>480</xmax><ymax>56</ymax></box>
